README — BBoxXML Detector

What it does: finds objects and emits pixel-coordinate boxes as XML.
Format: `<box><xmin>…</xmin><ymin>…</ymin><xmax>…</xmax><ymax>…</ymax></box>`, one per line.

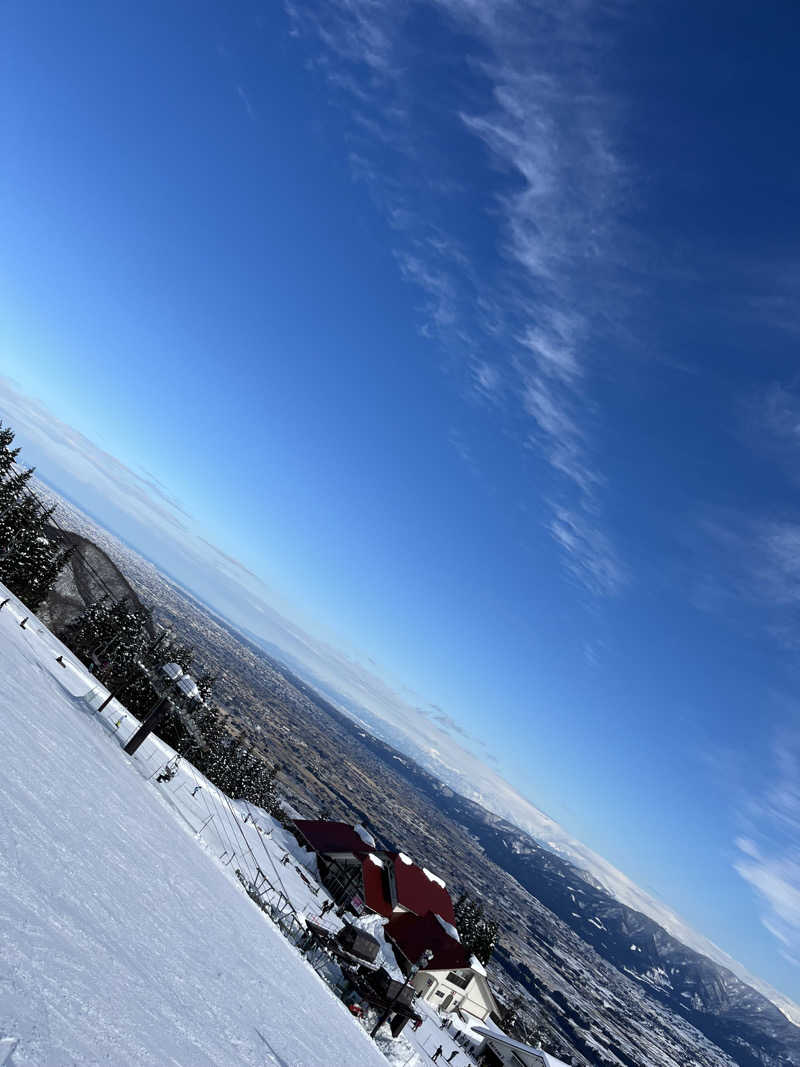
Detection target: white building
<box><xmin>413</xmin><ymin>962</ymin><xmax>498</xmax><ymax>1021</ymax></box>
<box><xmin>473</xmin><ymin>1028</ymin><xmax>572</xmax><ymax>1067</ymax></box>
<box><xmin>386</xmin><ymin>910</ymin><xmax>499</xmax><ymax>1022</ymax></box>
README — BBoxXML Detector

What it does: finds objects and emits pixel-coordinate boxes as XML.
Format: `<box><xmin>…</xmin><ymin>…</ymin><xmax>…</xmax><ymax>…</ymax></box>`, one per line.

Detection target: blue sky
<box><xmin>2</xmin><ymin>0</ymin><xmax>800</xmax><ymax>1006</ymax></box>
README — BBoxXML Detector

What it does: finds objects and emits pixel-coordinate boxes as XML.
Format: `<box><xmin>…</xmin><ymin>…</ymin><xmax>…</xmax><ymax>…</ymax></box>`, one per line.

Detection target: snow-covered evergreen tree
<box><xmin>0</xmin><ymin>423</ymin><xmax>67</xmax><ymax>609</ymax></box>
<box><xmin>24</xmin><ymin>542</ymin><xmax>75</xmax><ymax>611</ymax></box>
<box><xmin>453</xmin><ymin>891</ymin><xmax>499</xmax><ymax>965</ymax></box>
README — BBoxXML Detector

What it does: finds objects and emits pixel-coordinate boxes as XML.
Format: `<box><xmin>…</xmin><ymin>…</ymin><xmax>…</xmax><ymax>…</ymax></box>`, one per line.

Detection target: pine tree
<box><xmin>0</xmin><ymin>476</ymin><xmax>39</xmax><ymax>555</ymax></box>
<box><xmin>156</xmin><ymin>698</ymin><xmax>192</xmax><ymax>752</ymax></box>
<box><xmin>194</xmin><ymin>672</ymin><xmax>217</xmax><ymax>701</ymax></box>
<box><xmin>62</xmin><ymin>597</ymin><xmax>113</xmax><ymax>658</ymax></box>
<box><xmin>25</xmin><ymin>543</ymin><xmax>74</xmax><ymax>612</ymax></box>
<box><xmin>0</xmin><ymin>422</ymin><xmax>21</xmax><ymax>481</ymax></box>
<box><xmin>454</xmin><ymin>892</ymin><xmax>498</xmax><ymax>965</ymax></box>
<box><xmin>0</xmin><ymin>465</ymin><xmax>34</xmax><ymax>511</ymax></box>
<box><xmin>155</xmin><ymin>636</ymin><xmax>194</xmax><ymax>674</ymax></box>
<box><xmin>0</xmin><ymin>441</ymin><xmax>67</xmax><ymax>610</ymax></box>
<box><xmin>254</xmin><ymin>761</ymin><xmax>281</xmax><ymax>815</ymax></box>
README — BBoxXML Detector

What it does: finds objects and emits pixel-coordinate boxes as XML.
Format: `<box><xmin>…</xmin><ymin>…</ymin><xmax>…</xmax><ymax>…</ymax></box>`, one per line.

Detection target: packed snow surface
<box><xmin>0</xmin><ymin>588</ymin><xmax>387</xmax><ymax>1067</ymax></box>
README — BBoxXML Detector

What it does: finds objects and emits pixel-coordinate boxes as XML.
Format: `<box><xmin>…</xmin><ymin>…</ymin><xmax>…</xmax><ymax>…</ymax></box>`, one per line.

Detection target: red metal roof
<box><xmin>385</xmin><ymin>910</ymin><xmax>468</xmax><ymax>972</ymax></box>
<box><xmin>360</xmin><ymin>855</ymin><xmax>393</xmax><ymax>918</ymax></box>
<box><xmin>389</xmin><ymin>854</ymin><xmax>456</xmax><ymax>925</ymax></box>
<box><xmin>293</xmin><ymin>822</ymin><xmax>456</xmax><ymax>925</ymax></box>
<box><xmin>293</xmin><ymin>820</ymin><xmax>375</xmax><ymax>856</ymax></box>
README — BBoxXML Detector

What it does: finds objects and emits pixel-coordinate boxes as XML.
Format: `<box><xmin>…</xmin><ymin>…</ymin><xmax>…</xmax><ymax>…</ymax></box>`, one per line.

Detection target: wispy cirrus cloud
<box><xmin>699</xmin><ymin>383</ymin><xmax>800</xmax><ymax>629</ymax></box>
<box><xmin>744</xmin><ymin>381</ymin><xmax>800</xmax><ymax>481</ymax></box>
<box><xmin>285</xmin><ymin>0</ymin><xmax>629</xmax><ymax>594</ymax></box>
<box><xmin>0</xmin><ymin>376</ymin><xmax>191</xmax><ymax>534</ymax></box>
<box><xmin>235</xmin><ymin>84</ymin><xmax>256</xmax><ymax>121</ymax></box>
<box><xmin>0</xmin><ymin>375</ymin><xmax>274</xmax><ymax>607</ymax></box>
<box><xmin>695</xmin><ymin>385</ymin><xmax>800</xmax><ymax>983</ymax></box>
<box><xmin>735</xmin><ymin>734</ymin><xmax>800</xmax><ymax>972</ymax></box>
<box><xmin>747</xmin><ymin>263</ymin><xmax>800</xmax><ymax>338</ymax></box>
<box><xmin>693</xmin><ymin>512</ymin><xmax>800</xmax><ymax>653</ymax></box>
<box><xmin>548</xmin><ymin>504</ymin><xmax>624</xmax><ymax>596</ymax></box>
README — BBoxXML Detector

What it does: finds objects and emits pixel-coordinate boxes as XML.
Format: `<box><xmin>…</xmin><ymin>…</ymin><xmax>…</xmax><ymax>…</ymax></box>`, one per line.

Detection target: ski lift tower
<box><xmin>123</xmin><ymin>663</ymin><xmax>201</xmax><ymax>756</ymax></box>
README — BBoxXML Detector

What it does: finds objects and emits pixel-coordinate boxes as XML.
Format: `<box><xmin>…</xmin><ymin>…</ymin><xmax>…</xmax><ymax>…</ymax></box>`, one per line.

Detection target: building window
<box><xmin>445</xmin><ymin>971</ymin><xmax>471</xmax><ymax>990</ymax></box>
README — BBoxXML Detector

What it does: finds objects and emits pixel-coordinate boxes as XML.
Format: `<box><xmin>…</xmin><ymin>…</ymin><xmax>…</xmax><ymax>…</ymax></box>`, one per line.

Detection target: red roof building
<box><xmin>385</xmin><ymin>909</ymin><xmax>468</xmax><ymax>971</ymax></box>
<box><xmin>292</xmin><ymin>821</ymin><xmax>456</xmax><ymax>924</ymax></box>
<box><xmin>388</xmin><ymin>911</ymin><xmax>499</xmax><ymax>1022</ymax></box>
<box><xmin>293</xmin><ymin>820</ymin><xmax>377</xmax><ymax>857</ymax></box>
<box><xmin>389</xmin><ymin>853</ymin><xmax>456</xmax><ymax>925</ymax></box>
<box><xmin>360</xmin><ymin>852</ymin><xmax>393</xmax><ymax>917</ymax></box>
<box><xmin>291</xmin><ymin>820</ymin><xmax>498</xmax><ymax>1022</ymax></box>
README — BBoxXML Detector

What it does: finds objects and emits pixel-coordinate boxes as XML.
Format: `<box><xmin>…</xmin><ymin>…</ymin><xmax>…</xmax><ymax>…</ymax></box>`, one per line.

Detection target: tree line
<box><xmin>61</xmin><ymin>591</ymin><xmax>283</xmax><ymax>815</ymax></box>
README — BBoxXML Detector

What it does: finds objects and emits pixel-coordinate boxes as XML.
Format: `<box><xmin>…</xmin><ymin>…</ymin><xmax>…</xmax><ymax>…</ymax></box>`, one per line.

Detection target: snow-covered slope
<box><xmin>0</xmin><ymin>586</ymin><xmax>387</xmax><ymax>1067</ymax></box>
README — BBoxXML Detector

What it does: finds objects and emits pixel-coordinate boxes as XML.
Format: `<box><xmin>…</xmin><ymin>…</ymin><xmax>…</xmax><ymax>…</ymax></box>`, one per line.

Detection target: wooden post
<box><xmin>123</xmin><ymin>695</ymin><xmax>171</xmax><ymax>756</ymax></box>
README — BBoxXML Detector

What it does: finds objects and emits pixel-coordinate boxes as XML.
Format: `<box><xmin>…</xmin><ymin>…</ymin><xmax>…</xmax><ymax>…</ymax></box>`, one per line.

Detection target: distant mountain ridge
<box><xmin>251</xmin><ymin>651</ymin><xmax>800</xmax><ymax>1064</ymax></box>
<box><xmin>439</xmin><ymin>798</ymin><xmax>800</xmax><ymax>1067</ymax></box>
<box><xmin>236</xmin><ymin>622</ymin><xmax>800</xmax><ymax>1031</ymax></box>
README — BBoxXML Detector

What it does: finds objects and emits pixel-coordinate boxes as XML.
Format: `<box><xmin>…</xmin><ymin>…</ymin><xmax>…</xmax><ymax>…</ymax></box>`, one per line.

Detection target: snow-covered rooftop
<box><xmin>354</xmin><ymin>823</ymin><xmax>377</xmax><ymax>848</ymax></box>
<box><xmin>434</xmin><ymin>913</ymin><xmax>461</xmax><ymax>942</ymax></box>
<box><xmin>422</xmin><ymin>866</ymin><xmax>447</xmax><ymax>888</ymax></box>
<box><xmin>175</xmin><ymin>674</ymin><xmax>200</xmax><ymax>699</ymax></box>
<box><xmin>473</xmin><ymin>1028</ymin><xmax>571</xmax><ymax>1067</ymax></box>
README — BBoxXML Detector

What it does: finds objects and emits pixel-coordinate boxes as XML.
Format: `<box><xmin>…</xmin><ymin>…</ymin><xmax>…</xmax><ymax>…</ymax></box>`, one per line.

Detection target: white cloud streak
<box><xmin>286</xmin><ymin>0</ymin><xmax>628</xmax><ymax>594</ymax></box>
<box><xmin>735</xmin><ymin>734</ymin><xmax>800</xmax><ymax>976</ymax></box>
<box><xmin>236</xmin><ymin>84</ymin><xmax>256</xmax><ymax>121</ymax></box>
<box><xmin>0</xmin><ymin>376</ymin><xmax>268</xmax><ymax>600</ymax></box>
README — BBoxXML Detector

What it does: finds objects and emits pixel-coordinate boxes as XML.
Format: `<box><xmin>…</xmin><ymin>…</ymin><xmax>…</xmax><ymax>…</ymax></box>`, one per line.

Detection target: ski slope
<box><xmin>0</xmin><ymin>586</ymin><xmax>388</xmax><ymax>1067</ymax></box>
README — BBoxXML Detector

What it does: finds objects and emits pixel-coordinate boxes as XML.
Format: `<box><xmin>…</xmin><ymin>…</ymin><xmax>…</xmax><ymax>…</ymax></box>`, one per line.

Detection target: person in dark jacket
<box><xmin>431</xmin><ymin>1047</ymin><xmax>443</xmax><ymax>1063</ymax></box>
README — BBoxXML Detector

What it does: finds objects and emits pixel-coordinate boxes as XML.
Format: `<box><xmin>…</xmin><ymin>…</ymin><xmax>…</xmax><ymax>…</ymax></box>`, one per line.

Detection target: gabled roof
<box><xmin>386</xmin><ymin>909</ymin><xmax>469</xmax><ymax>972</ymax></box>
<box><xmin>293</xmin><ymin>820</ymin><xmax>376</xmax><ymax>856</ymax></box>
<box><xmin>388</xmin><ymin>853</ymin><xmax>456</xmax><ymax>924</ymax></box>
